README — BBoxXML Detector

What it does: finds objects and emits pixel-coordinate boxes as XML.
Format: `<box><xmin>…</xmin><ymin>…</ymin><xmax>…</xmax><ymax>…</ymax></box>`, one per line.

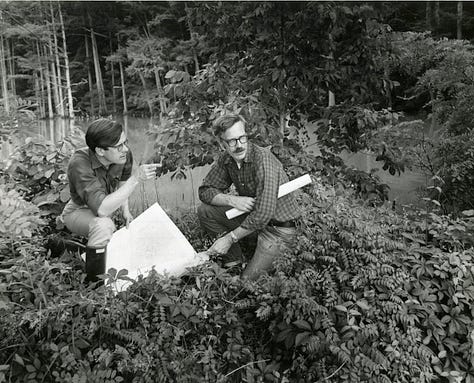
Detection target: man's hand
<box><xmin>122</xmin><ymin>209</ymin><xmax>134</xmax><ymax>229</ymax></box>
<box><xmin>207</xmin><ymin>234</ymin><xmax>234</xmax><ymax>256</ymax></box>
<box><xmin>228</xmin><ymin>195</ymin><xmax>255</xmax><ymax>213</ymax></box>
<box><xmin>135</xmin><ymin>163</ymin><xmax>161</xmax><ymax>183</ymax></box>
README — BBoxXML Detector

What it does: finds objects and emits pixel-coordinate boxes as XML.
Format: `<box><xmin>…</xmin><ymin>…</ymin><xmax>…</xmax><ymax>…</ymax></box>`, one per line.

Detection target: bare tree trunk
<box><xmin>51</xmin><ymin>3</ymin><xmax>64</xmax><ymax>118</ymax></box>
<box><xmin>184</xmin><ymin>2</ymin><xmax>199</xmax><ymax>73</ymax></box>
<box><xmin>119</xmin><ymin>60</ymin><xmax>128</xmax><ymax>114</ymax></box>
<box><xmin>138</xmin><ymin>72</ymin><xmax>153</xmax><ymax>116</ymax></box>
<box><xmin>36</xmin><ymin>42</ymin><xmax>45</xmax><ymax>118</ymax></box>
<box><xmin>59</xmin><ymin>3</ymin><xmax>74</xmax><ymax>119</ymax></box>
<box><xmin>328</xmin><ymin>91</ymin><xmax>335</xmax><ymax>107</ymax></box>
<box><xmin>42</xmin><ymin>44</ymin><xmax>54</xmax><ymax>119</ymax></box>
<box><xmin>48</xmin><ymin>33</ymin><xmax>60</xmax><ymax>117</ymax></box>
<box><xmin>34</xmin><ymin>72</ymin><xmax>42</xmax><ymax>118</ymax></box>
<box><xmin>8</xmin><ymin>40</ymin><xmax>15</xmax><ymax>97</ymax></box>
<box><xmin>434</xmin><ymin>1</ymin><xmax>440</xmax><ymax>28</ymax></box>
<box><xmin>90</xmin><ymin>25</ymin><xmax>107</xmax><ymax>115</ymax></box>
<box><xmin>84</xmin><ymin>34</ymin><xmax>95</xmax><ymax>117</ymax></box>
<box><xmin>426</xmin><ymin>1</ymin><xmax>432</xmax><ymax>31</ymax></box>
<box><xmin>0</xmin><ymin>12</ymin><xmax>10</xmax><ymax>114</ymax></box>
<box><xmin>109</xmin><ymin>36</ymin><xmax>117</xmax><ymax>114</ymax></box>
<box><xmin>457</xmin><ymin>1</ymin><xmax>463</xmax><ymax>39</ymax></box>
<box><xmin>154</xmin><ymin>68</ymin><xmax>167</xmax><ymax>118</ymax></box>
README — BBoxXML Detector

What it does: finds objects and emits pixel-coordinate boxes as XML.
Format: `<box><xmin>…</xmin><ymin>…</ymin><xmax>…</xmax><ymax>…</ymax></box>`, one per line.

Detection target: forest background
<box><xmin>1</xmin><ymin>1</ymin><xmax>474</xmax><ymax>383</ymax></box>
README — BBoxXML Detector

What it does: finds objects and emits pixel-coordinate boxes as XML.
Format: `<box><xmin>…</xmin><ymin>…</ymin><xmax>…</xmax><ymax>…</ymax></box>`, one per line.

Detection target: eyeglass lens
<box><xmin>227</xmin><ymin>135</ymin><xmax>248</xmax><ymax>147</ymax></box>
<box><xmin>112</xmin><ymin>139</ymin><xmax>128</xmax><ymax>152</ymax></box>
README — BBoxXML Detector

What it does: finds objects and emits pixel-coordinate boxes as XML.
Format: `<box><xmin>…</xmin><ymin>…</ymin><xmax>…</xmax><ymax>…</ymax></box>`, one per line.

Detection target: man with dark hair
<box><xmin>60</xmin><ymin>118</ymin><xmax>160</xmax><ymax>282</ymax></box>
<box><xmin>198</xmin><ymin>114</ymin><xmax>301</xmax><ymax>280</ymax></box>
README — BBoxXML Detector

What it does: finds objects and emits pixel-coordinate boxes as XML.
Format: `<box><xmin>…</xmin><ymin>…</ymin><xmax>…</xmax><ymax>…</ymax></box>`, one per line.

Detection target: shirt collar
<box><xmin>88</xmin><ymin>148</ymin><xmax>106</xmax><ymax>170</ymax></box>
<box><xmin>223</xmin><ymin>141</ymin><xmax>255</xmax><ymax>165</ymax></box>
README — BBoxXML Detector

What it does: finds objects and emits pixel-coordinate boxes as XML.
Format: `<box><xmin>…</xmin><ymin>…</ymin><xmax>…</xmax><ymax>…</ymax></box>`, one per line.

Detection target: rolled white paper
<box><xmin>225</xmin><ymin>173</ymin><xmax>312</xmax><ymax>219</ymax></box>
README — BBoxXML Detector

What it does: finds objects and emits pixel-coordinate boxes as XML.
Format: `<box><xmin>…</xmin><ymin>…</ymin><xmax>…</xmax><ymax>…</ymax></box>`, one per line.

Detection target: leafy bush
<box><xmin>388</xmin><ymin>32</ymin><xmax>474</xmax><ymax>213</ymax></box>
<box><xmin>0</xmin><ymin>185</ymin><xmax>44</xmax><ymax>256</ymax></box>
<box><xmin>5</xmin><ymin>129</ymin><xmax>84</xmax><ymax>219</ymax></box>
<box><xmin>432</xmin><ymin>132</ymin><xmax>474</xmax><ymax>212</ymax></box>
<box><xmin>3</xmin><ymin>175</ymin><xmax>473</xmax><ymax>382</ymax></box>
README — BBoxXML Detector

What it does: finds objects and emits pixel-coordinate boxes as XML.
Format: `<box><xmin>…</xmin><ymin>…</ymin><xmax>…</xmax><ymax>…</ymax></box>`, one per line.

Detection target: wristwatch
<box><xmin>229</xmin><ymin>231</ymin><xmax>239</xmax><ymax>243</ymax></box>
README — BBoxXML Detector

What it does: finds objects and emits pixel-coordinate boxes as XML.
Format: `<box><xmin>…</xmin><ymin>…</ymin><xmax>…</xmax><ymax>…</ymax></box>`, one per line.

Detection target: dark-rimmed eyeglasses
<box><xmin>108</xmin><ymin>139</ymin><xmax>129</xmax><ymax>152</ymax></box>
<box><xmin>223</xmin><ymin>135</ymin><xmax>248</xmax><ymax>147</ymax></box>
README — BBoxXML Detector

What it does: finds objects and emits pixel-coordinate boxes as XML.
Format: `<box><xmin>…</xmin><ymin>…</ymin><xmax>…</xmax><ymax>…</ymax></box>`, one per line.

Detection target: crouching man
<box><xmin>197</xmin><ymin>114</ymin><xmax>301</xmax><ymax>280</ymax></box>
<box><xmin>60</xmin><ymin>119</ymin><xmax>159</xmax><ymax>282</ymax></box>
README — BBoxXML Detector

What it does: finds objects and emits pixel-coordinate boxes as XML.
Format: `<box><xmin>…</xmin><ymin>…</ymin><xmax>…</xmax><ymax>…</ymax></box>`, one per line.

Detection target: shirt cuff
<box><xmin>199</xmin><ymin>187</ymin><xmax>221</xmax><ymax>205</ymax></box>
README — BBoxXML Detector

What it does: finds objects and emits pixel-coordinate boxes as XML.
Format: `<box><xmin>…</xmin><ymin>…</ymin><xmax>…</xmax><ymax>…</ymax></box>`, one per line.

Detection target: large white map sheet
<box><xmin>106</xmin><ymin>203</ymin><xmax>208</xmax><ymax>290</ymax></box>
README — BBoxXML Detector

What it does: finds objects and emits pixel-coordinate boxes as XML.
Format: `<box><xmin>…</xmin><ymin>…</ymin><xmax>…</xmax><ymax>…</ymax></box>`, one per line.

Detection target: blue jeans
<box><xmin>197</xmin><ymin>204</ymin><xmax>296</xmax><ymax>280</ymax></box>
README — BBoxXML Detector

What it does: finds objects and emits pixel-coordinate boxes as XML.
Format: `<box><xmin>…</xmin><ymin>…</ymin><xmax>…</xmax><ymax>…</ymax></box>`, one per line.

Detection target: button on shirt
<box><xmin>199</xmin><ymin>142</ymin><xmax>301</xmax><ymax>231</ymax></box>
<box><xmin>67</xmin><ymin>147</ymin><xmax>133</xmax><ymax>215</ymax></box>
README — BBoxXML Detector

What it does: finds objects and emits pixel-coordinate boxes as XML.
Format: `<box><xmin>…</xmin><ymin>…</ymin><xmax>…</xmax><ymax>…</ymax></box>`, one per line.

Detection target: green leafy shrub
<box><xmin>389</xmin><ymin>32</ymin><xmax>474</xmax><ymax>213</ymax></box>
<box><xmin>432</xmin><ymin>132</ymin><xmax>474</xmax><ymax>212</ymax></box>
<box><xmin>0</xmin><ymin>185</ymin><xmax>44</xmax><ymax>256</ymax></box>
<box><xmin>1</xmin><ymin>175</ymin><xmax>473</xmax><ymax>382</ymax></box>
<box><xmin>5</xmin><ymin>129</ymin><xmax>84</xmax><ymax>218</ymax></box>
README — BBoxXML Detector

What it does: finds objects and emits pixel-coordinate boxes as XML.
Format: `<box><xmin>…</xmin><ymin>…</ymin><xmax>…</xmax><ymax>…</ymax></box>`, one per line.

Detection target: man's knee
<box><xmin>87</xmin><ymin>217</ymin><xmax>116</xmax><ymax>248</ymax></box>
<box><xmin>197</xmin><ymin>203</ymin><xmax>214</xmax><ymax>221</ymax></box>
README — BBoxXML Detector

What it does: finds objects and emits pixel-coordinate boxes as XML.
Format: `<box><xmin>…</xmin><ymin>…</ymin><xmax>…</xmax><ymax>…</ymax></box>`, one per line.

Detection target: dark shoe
<box><xmin>85</xmin><ymin>247</ymin><xmax>106</xmax><ymax>284</ymax></box>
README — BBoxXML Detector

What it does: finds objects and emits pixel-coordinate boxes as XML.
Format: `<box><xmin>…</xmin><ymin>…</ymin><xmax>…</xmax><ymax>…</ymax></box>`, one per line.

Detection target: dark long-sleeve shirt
<box><xmin>199</xmin><ymin>142</ymin><xmax>300</xmax><ymax>231</ymax></box>
<box><xmin>67</xmin><ymin>147</ymin><xmax>133</xmax><ymax>215</ymax></box>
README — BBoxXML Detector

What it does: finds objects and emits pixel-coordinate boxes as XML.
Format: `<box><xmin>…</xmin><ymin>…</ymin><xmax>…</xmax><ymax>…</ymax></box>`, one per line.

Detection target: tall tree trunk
<box><xmin>138</xmin><ymin>72</ymin><xmax>153</xmax><ymax>116</ymax></box>
<box><xmin>42</xmin><ymin>44</ymin><xmax>54</xmax><ymax>119</ymax></box>
<box><xmin>48</xmin><ymin>33</ymin><xmax>60</xmax><ymax>117</ymax></box>
<box><xmin>154</xmin><ymin>68</ymin><xmax>167</xmax><ymax>118</ymax></box>
<box><xmin>90</xmin><ymin>26</ymin><xmax>107</xmax><ymax>115</ymax></box>
<box><xmin>426</xmin><ymin>1</ymin><xmax>432</xmax><ymax>31</ymax></box>
<box><xmin>328</xmin><ymin>91</ymin><xmax>335</xmax><ymax>107</ymax></box>
<box><xmin>119</xmin><ymin>60</ymin><xmax>128</xmax><ymax>114</ymax></box>
<box><xmin>184</xmin><ymin>2</ymin><xmax>199</xmax><ymax>73</ymax></box>
<box><xmin>0</xmin><ymin>12</ymin><xmax>9</xmax><ymax>114</ymax></box>
<box><xmin>109</xmin><ymin>36</ymin><xmax>117</xmax><ymax>114</ymax></box>
<box><xmin>59</xmin><ymin>3</ymin><xmax>74</xmax><ymax>119</ymax></box>
<box><xmin>8</xmin><ymin>40</ymin><xmax>15</xmax><ymax>97</ymax></box>
<box><xmin>457</xmin><ymin>1</ymin><xmax>463</xmax><ymax>39</ymax></box>
<box><xmin>34</xmin><ymin>72</ymin><xmax>42</xmax><ymax>118</ymax></box>
<box><xmin>36</xmin><ymin>42</ymin><xmax>45</xmax><ymax>118</ymax></box>
<box><xmin>84</xmin><ymin>34</ymin><xmax>95</xmax><ymax>117</ymax></box>
<box><xmin>50</xmin><ymin>3</ymin><xmax>64</xmax><ymax>117</ymax></box>
<box><xmin>434</xmin><ymin>1</ymin><xmax>440</xmax><ymax>28</ymax></box>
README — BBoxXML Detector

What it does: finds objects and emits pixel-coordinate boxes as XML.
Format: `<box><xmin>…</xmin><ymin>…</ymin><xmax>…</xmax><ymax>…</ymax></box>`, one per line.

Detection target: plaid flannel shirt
<box><xmin>198</xmin><ymin>142</ymin><xmax>301</xmax><ymax>231</ymax></box>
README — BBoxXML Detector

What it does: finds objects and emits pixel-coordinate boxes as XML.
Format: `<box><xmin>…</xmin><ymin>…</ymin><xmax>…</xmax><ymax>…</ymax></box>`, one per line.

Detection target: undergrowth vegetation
<box><xmin>1</xmin><ymin>163</ymin><xmax>473</xmax><ymax>382</ymax></box>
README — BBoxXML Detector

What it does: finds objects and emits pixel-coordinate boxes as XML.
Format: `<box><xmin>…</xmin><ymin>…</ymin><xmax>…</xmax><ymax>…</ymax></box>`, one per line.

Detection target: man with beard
<box><xmin>197</xmin><ymin>114</ymin><xmax>301</xmax><ymax>280</ymax></box>
<box><xmin>60</xmin><ymin>118</ymin><xmax>160</xmax><ymax>283</ymax></box>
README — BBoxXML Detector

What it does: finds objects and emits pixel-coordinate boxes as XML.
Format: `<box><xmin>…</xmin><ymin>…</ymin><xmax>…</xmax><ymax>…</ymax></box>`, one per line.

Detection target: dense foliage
<box><xmin>1</xmin><ymin>2</ymin><xmax>474</xmax><ymax>382</ymax></box>
<box><xmin>1</xmin><ymin>143</ymin><xmax>473</xmax><ymax>381</ymax></box>
<box><xmin>371</xmin><ymin>32</ymin><xmax>474</xmax><ymax>213</ymax></box>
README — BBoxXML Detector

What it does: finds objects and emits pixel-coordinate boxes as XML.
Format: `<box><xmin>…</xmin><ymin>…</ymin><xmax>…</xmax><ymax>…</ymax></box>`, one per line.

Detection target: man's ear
<box><xmin>95</xmin><ymin>147</ymin><xmax>106</xmax><ymax>157</ymax></box>
<box><xmin>217</xmin><ymin>139</ymin><xmax>225</xmax><ymax>151</ymax></box>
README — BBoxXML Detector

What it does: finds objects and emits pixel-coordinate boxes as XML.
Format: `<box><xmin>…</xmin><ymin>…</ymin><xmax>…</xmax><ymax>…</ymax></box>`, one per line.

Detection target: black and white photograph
<box><xmin>0</xmin><ymin>1</ymin><xmax>473</xmax><ymax>382</ymax></box>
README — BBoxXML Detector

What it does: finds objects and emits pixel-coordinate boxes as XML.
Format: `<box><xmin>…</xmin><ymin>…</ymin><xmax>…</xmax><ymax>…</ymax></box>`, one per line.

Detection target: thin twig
<box><xmin>224</xmin><ymin>359</ymin><xmax>271</xmax><ymax>378</ymax></box>
<box><xmin>324</xmin><ymin>361</ymin><xmax>346</xmax><ymax>380</ymax></box>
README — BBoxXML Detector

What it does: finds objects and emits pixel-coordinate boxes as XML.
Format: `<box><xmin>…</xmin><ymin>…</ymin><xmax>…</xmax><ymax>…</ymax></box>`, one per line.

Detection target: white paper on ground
<box><xmin>225</xmin><ymin>173</ymin><xmax>312</xmax><ymax>219</ymax></box>
<box><xmin>106</xmin><ymin>202</ymin><xmax>208</xmax><ymax>291</ymax></box>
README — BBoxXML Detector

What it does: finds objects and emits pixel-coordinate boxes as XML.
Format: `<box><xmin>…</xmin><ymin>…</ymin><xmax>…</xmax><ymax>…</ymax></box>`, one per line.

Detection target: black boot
<box><xmin>85</xmin><ymin>247</ymin><xmax>106</xmax><ymax>284</ymax></box>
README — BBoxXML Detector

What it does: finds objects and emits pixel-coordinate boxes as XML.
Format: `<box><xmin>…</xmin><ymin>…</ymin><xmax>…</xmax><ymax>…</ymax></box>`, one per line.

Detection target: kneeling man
<box><xmin>61</xmin><ymin>119</ymin><xmax>159</xmax><ymax>282</ymax></box>
<box><xmin>198</xmin><ymin>114</ymin><xmax>300</xmax><ymax>280</ymax></box>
